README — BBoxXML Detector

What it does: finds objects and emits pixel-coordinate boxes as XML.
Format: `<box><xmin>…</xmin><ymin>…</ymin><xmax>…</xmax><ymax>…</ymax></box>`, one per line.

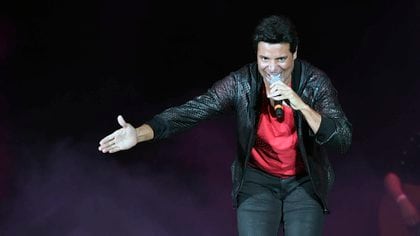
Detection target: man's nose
<box><xmin>268</xmin><ymin>63</ymin><xmax>279</xmax><ymax>73</ymax></box>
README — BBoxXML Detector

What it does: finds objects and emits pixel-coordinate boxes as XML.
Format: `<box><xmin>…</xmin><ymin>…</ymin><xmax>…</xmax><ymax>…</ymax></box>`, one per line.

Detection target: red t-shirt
<box><xmin>249</xmin><ymin>90</ymin><xmax>306</xmax><ymax>178</ymax></box>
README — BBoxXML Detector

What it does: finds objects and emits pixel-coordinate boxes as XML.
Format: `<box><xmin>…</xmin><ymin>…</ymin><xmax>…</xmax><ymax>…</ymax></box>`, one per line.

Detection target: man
<box><xmin>98</xmin><ymin>15</ymin><xmax>352</xmax><ymax>236</ymax></box>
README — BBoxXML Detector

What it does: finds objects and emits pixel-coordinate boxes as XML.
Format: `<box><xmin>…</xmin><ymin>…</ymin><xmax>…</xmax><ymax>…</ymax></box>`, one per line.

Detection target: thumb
<box><xmin>117</xmin><ymin>115</ymin><xmax>128</xmax><ymax>128</ymax></box>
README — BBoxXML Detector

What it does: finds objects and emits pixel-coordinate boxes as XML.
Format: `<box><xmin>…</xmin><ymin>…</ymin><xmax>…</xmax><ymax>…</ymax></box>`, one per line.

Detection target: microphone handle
<box><xmin>274</xmin><ymin>101</ymin><xmax>284</xmax><ymax>119</ymax></box>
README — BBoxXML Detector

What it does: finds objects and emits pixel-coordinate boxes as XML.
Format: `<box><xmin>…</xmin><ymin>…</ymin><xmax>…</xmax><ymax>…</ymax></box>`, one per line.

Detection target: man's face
<box><xmin>257</xmin><ymin>42</ymin><xmax>297</xmax><ymax>85</ymax></box>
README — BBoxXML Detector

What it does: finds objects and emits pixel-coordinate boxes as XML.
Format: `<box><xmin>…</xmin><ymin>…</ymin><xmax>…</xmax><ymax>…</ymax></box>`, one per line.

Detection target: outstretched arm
<box><xmin>98</xmin><ymin>115</ymin><xmax>154</xmax><ymax>153</ymax></box>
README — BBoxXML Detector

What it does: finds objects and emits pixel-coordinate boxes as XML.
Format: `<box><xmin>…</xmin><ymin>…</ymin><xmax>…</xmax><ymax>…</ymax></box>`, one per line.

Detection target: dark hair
<box><xmin>252</xmin><ymin>15</ymin><xmax>299</xmax><ymax>53</ymax></box>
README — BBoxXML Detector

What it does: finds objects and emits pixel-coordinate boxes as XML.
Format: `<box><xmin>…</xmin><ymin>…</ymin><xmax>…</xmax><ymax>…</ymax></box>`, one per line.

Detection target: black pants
<box><xmin>237</xmin><ymin>167</ymin><xmax>325</xmax><ymax>236</ymax></box>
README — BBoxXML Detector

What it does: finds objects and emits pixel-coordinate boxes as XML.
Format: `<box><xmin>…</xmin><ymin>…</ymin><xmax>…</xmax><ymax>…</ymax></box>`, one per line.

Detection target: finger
<box><xmin>108</xmin><ymin>146</ymin><xmax>121</xmax><ymax>153</ymax></box>
<box><xmin>271</xmin><ymin>96</ymin><xmax>284</xmax><ymax>101</ymax></box>
<box><xmin>99</xmin><ymin>145</ymin><xmax>110</xmax><ymax>153</ymax></box>
<box><xmin>270</xmin><ymin>86</ymin><xmax>277</xmax><ymax>92</ymax></box>
<box><xmin>267</xmin><ymin>92</ymin><xmax>280</xmax><ymax>99</ymax></box>
<box><xmin>99</xmin><ymin>146</ymin><xmax>110</xmax><ymax>153</ymax></box>
<box><xmin>270</xmin><ymin>85</ymin><xmax>288</xmax><ymax>93</ymax></box>
<box><xmin>99</xmin><ymin>142</ymin><xmax>118</xmax><ymax>153</ymax></box>
<box><xmin>268</xmin><ymin>89</ymin><xmax>287</xmax><ymax>98</ymax></box>
<box><xmin>98</xmin><ymin>140</ymin><xmax>115</xmax><ymax>152</ymax></box>
<box><xmin>269</xmin><ymin>87</ymin><xmax>280</xmax><ymax>96</ymax></box>
<box><xmin>269</xmin><ymin>80</ymin><xmax>285</xmax><ymax>88</ymax></box>
<box><xmin>117</xmin><ymin>115</ymin><xmax>127</xmax><ymax>128</ymax></box>
<box><xmin>268</xmin><ymin>91</ymin><xmax>285</xmax><ymax>99</ymax></box>
<box><xmin>99</xmin><ymin>133</ymin><xmax>115</xmax><ymax>145</ymax></box>
<box><xmin>269</xmin><ymin>82</ymin><xmax>278</xmax><ymax>88</ymax></box>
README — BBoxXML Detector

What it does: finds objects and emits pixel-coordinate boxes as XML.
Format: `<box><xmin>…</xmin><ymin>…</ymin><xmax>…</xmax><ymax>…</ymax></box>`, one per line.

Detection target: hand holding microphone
<box><xmin>266</xmin><ymin>74</ymin><xmax>308</xmax><ymax>113</ymax></box>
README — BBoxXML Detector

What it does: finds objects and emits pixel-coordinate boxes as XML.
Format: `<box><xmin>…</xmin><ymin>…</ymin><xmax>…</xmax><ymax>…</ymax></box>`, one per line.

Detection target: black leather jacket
<box><xmin>146</xmin><ymin>59</ymin><xmax>352</xmax><ymax>214</ymax></box>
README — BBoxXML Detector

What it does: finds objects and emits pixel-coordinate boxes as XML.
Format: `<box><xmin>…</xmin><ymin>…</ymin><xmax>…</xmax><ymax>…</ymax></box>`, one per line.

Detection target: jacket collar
<box><xmin>292</xmin><ymin>59</ymin><xmax>303</xmax><ymax>96</ymax></box>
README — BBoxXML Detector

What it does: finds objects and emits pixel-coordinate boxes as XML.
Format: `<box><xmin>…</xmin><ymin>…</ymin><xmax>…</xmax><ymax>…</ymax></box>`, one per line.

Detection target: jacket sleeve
<box><xmin>145</xmin><ymin>74</ymin><xmax>237</xmax><ymax>140</ymax></box>
<box><xmin>311</xmin><ymin>75</ymin><xmax>353</xmax><ymax>154</ymax></box>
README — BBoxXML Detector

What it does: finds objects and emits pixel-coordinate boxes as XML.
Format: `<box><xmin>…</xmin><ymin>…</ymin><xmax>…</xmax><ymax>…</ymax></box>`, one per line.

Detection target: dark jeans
<box><xmin>237</xmin><ymin>166</ymin><xmax>325</xmax><ymax>236</ymax></box>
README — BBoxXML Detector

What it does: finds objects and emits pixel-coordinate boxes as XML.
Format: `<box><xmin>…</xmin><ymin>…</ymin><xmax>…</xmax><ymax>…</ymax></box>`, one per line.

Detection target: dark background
<box><xmin>0</xmin><ymin>0</ymin><xmax>419</xmax><ymax>235</ymax></box>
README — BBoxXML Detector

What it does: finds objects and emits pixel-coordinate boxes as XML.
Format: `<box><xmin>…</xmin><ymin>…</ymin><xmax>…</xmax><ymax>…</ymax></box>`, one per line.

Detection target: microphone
<box><xmin>274</xmin><ymin>100</ymin><xmax>284</xmax><ymax>119</ymax></box>
<box><xmin>269</xmin><ymin>74</ymin><xmax>284</xmax><ymax>119</ymax></box>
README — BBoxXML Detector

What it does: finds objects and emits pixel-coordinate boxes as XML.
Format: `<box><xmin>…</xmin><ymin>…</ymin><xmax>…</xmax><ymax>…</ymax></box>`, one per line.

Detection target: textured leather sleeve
<box><xmin>145</xmin><ymin>74</ymin><xmax>237</xmax><ymax>140</ymax></box>
<box><xmin>309</xmin><ymin>70</ymin><xmax>353</xmax><ymax>154</ymax></box>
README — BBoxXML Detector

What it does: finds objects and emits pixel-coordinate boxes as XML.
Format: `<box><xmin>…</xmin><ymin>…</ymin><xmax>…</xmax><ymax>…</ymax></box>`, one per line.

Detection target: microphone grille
<box><xmin>269</xmin><ymin>74</ymin><xmax>282</xmax><ymax>84</ymax></box>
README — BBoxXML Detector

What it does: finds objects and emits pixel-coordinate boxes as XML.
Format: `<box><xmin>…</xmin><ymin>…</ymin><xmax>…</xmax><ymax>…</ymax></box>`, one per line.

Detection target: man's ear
<box><xmin>293</xmin><ymin>49</ymin><xmax>298</xmax><ymax>60</ymax></box>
